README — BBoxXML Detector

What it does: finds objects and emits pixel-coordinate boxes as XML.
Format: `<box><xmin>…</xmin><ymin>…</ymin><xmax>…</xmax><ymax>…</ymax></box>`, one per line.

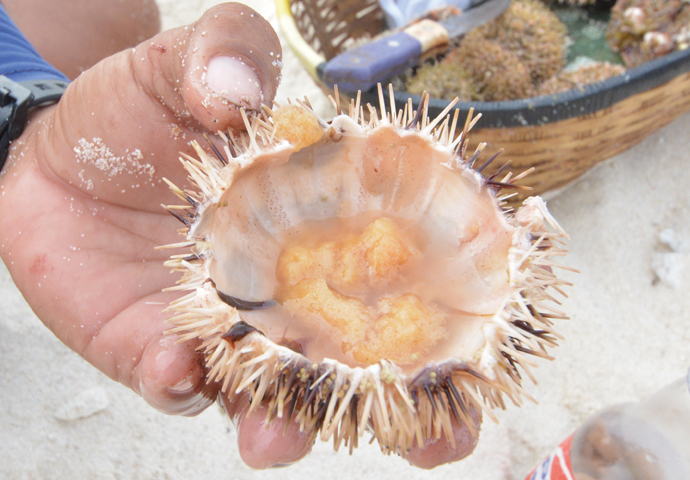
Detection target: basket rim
<box><xmin>396</xmin><ymin>48</ymin><xmax>690</xmax><ymax>128</ymax></box>
<box><xmin>276</xmin><ymin>0</ymin><xmax>326</xmax><ymax>79</ymax></box>
<box><xmin>278</xmin><ymin>0</ymin><xmax>690</xmax><ymax>128</ymax></box>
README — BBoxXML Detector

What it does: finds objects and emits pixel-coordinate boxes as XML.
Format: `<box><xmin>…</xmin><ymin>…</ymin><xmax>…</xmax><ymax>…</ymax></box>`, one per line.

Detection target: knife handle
<box><xmin>321</xmin><ymin>19</ymin><xmax>449</xmax><ymax>93</ymax></box>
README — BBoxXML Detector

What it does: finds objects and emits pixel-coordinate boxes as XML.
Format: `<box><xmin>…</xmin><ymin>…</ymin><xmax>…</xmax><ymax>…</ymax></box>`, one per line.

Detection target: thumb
<box><xmin>181</xmin><ymin>3</ymin><xmax>282</xmax><ymax>131</ymax></box>
<box><xmin>38</xmin><ymin>2</ymin><xmax>282</xmax><ymax>207</ymax></box>
<box><xmin>132</xmin><ymin>2</ymin><xmax>281</xmax><ymax>132</ymax></box>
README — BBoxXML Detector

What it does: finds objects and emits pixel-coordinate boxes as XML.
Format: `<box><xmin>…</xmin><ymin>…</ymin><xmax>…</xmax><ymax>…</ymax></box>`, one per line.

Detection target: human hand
<box><xmin>0</xmin><ymin>0</ymin><xmax>290</xmax><ymax>463</ymax></box>
<box><xmin>0</xmin><ymin>2</ymin><xmax>480</xmax><ymax>469</ymax></box>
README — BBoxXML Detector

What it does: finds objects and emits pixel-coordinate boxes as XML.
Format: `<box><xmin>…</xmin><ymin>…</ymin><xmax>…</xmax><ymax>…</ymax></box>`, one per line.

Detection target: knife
<box><xmin>318</xmin><ymin>0</ymin><xmax>511</xmax><ymax>93</ymax></box>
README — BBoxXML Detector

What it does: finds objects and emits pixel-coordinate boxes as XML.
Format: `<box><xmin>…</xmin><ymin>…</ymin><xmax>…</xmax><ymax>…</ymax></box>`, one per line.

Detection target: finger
<box><xmin>126</xmin><ymin>2</ymin><xmax>282</xmax><ymax>134</ymax></box>
<box><xmin>38</xmin><ymin>3</ymin><xmax>282</xmax><ymax>208</ymax></box>
<box><xmin>136</xmin><ymin>333</ymin><xmax>217</xmax><ymax>416</ymax></box>
<box><xmin>220</xmin><ymin>394</ymin><xmax>315</xmax><ymax>469</ymax></box>
<box><xmin>181</xmin><ymin>3</ymin><xmax>282</xmax><ymax>131</ymax></box>
<box><xmin>406</xmin><ymin>407</ymin><xmax>482</xmax><ymax>469</ymax></box>
<box><xmin>76</xmin><ymin>288</ymin><xmax>215</xmax><ymax>416</ymax></box>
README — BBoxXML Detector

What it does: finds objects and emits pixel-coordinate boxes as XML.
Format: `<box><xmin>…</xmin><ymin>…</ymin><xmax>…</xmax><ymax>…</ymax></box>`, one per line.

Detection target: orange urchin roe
<box><xmin>275</xmin><ymin>217</ymin><xmax>448</xmax><ymax>366</ymax></box>
<box><xmin>276</xmin><ymin>217</ymin><xmax>419</xmax><ymax>296</ymax></box>
<box><xmin>272</xmin><ymin>104</ymin><xmax>324</xmax><ymax>151</ymax></box>
<box><xmin>277</xmin><ymin>278</ymin><xmax>369</xmax><ymax>348</ymax></box>
<box><xmin>352</xmin><ymin>294</ymin><xmax>447</xmax><ymax>365</ymax></box>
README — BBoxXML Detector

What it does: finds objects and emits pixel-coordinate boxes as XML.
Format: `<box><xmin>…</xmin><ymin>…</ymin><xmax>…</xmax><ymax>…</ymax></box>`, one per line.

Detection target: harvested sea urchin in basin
<box><xmin>161</xmin><ymin>88</ymin><xmax>571</xmax><ymax>458</ymax></box>
<box><xmin>406</xmin><ymin>0</ymin><xmax>567</xmax><ymax>101</ymax></box>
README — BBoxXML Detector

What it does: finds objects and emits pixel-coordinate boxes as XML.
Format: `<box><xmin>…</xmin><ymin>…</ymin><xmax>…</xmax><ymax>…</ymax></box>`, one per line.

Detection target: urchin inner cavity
<box><xmin>161</xmin><ymin>92</ymin><xmax>570</xmax><ymax>456</ymax></box>
<box><xmin>204</xmin><ymin>122</ymin><xmax>516</xmax><ymax>371</ymax></box>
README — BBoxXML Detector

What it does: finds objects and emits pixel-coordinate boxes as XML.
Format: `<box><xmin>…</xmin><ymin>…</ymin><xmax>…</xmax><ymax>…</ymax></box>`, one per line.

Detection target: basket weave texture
<box><xmin>286</xmin><ymin>0</ymin><xmax>690</xmax><ymax>199</ymax></box>
<box><xmin>290</xmin><ymin>0</ymin><xmax>385</xmax><ymax>61</ymax></box>
<box><xmin>478</xmin><ymin>70</ymin><xmax>690</xmax><ymax>196</ymax></box>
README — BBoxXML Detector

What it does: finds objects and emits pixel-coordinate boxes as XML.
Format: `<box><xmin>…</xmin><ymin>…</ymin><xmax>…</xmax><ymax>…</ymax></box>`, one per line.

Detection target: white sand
<box><xmin>2</xmin><ymin>1</ymin><xmax>690</xmax><ymax>478</ymax></box>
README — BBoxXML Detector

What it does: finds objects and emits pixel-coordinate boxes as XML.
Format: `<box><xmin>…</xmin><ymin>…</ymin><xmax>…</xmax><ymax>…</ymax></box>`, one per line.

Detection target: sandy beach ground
<box><xmin>2</xmin><ymin>1</ymin><xmax>690</xmax><ymax>479</ymax></box>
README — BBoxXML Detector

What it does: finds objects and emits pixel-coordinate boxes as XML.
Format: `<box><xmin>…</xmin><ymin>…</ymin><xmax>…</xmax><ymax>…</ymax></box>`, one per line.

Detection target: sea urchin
<box><xmin>159</xmin><ymin>87</ymin><xmax>571</xmax><ymax>458</ymax></box>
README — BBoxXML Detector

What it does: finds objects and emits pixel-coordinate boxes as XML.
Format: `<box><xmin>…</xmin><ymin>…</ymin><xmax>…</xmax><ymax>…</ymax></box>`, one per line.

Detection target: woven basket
<box><xmin>276</xmin><ymin>0</ymin><xmax>690</xmax><ymax>199</ymax></box>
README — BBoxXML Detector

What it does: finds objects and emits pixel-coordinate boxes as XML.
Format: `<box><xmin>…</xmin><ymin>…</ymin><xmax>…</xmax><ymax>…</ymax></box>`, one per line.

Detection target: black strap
<box><xmin>0</xmin><ymin>75</ymin><xmax>68</xmax><ymax>170</ymax></box>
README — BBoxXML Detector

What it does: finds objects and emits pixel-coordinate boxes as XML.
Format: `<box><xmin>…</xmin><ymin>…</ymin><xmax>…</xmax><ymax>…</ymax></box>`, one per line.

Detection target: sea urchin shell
<box><xmin>160</xmin><ymin>87</ymin><xmax>571</xmax><ymax>457</ymax></box>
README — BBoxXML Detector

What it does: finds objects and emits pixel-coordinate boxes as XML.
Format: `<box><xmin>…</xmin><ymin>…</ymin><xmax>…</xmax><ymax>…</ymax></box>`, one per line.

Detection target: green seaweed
<box><xmin>553</xmin><ymin>4</ymin><xmax>623</xmax><ymax>65</ymax></box>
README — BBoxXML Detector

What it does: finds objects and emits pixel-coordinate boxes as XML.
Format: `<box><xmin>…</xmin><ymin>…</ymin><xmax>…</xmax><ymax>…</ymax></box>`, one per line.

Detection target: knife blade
<box><xmin>318</xmin><ymin>0</ymin><xmax>511</xmax><ymax>93</ymax></box>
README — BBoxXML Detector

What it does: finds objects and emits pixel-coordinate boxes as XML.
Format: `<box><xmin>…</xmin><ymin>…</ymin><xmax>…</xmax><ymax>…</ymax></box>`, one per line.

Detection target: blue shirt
<box><xmin>0</xmin><ymin>4</ymin><xmax>69</xmax><ymax>82</ymax></box>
